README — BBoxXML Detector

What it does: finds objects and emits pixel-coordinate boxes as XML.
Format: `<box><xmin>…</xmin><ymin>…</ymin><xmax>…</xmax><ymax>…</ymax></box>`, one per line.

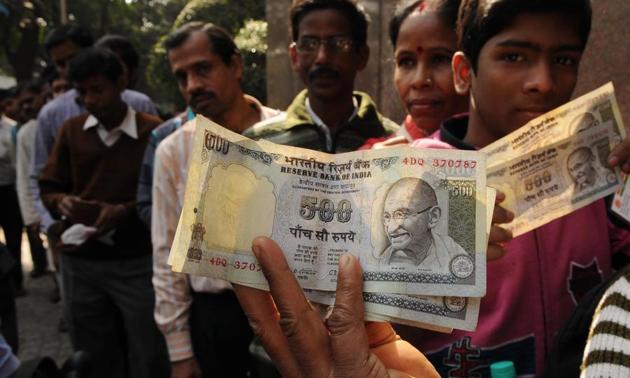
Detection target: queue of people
<box><xmin>0</xmin><ymin>0</ymin><xmax>629</xmax><ymax>377</ymax></box>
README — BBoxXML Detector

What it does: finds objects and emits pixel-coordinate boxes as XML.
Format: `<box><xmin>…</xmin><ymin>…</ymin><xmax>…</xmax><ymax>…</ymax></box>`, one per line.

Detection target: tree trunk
<box><xmin>4</xmin><ymin>23</ymin><xmax>40</xmax><ymax>84</ymax></box>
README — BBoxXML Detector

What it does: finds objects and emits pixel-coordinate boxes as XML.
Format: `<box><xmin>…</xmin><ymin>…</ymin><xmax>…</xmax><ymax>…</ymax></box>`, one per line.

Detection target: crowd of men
<box><xmin>1</xmin><ymin>0</ymin><xmax>629</xmax><ymax>377</ymax></box>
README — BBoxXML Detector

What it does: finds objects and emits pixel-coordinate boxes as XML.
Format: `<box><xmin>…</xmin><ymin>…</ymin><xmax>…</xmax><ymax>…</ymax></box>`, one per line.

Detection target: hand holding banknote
<box><xmin>488</xmin><ymin>191</ymin><xmax>515</xmax><ymax>260</ymax></box>
<box><xmin>234</xmin><ymin>237</ymin><xmax>439</xmax><ymax>378</ymax></box>
<box><xmin>607</xmin><ymin>134</ymin><xmax>630</xmax><ymax>173</ymax></box>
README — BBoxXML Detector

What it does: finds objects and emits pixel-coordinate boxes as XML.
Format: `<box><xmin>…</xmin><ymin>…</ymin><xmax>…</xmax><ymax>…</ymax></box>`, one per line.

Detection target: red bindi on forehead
<box><xmin>416</xmin><ymin>46</ymin><xmax>424</xmax><ymax>54</ymax></box>
<box><xmin>416</xmin><ymin>2</ymin><xmax>427</xmax><ymax>11</ymax></box>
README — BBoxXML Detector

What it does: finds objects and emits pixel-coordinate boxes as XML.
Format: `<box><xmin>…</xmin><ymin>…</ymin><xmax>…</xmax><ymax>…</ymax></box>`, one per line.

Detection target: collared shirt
<box><xmin>83</xmin><ymin>106</ymin><xmax>138</xmax><ymax>147</ymax></box>
<box><xmin>305</xmin><ymin>96</ymin><xmax>358</xmax><ymax>151</ymax></box>
<box><xmin>243</xmin><ymin>90</ymin><xmax>399</xmax><ymax>153</ymax></box>
<box><xmin>137</xmin><ymin>110</ymin><xmax>193</xmax><ymax>229</ymax></box>
<box><xmin>30</xmin><ymin>88</ymin><xmax>157</xmax><ymax>232</ymax></box>
<box><xmin>16</xmin><ymin>119</ymin><xmax>40</xmax><ymax>225</ymax></box>
<box><xmin>152</xmin><ymin>96</ymin><xmax>281</xmax><ymax>361</ymax></box>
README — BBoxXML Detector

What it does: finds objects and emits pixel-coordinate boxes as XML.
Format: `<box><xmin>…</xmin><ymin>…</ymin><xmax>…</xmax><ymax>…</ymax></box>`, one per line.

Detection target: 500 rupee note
<box><xmin>481</xmin><ymin>83</ymin><xmax>625</xmax><ymax>236</ymax></box>
<box><xmin>169</xmin><ymin>116</ymin><xmax>489</xmax><ymax>297</ymax></box>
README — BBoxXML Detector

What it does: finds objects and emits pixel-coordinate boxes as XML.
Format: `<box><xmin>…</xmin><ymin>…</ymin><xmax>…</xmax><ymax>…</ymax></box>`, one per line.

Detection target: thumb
<box><xmin>328</xmin><ymin>254</ymin><xmax>388</xmax><ymax>376</ymax></box>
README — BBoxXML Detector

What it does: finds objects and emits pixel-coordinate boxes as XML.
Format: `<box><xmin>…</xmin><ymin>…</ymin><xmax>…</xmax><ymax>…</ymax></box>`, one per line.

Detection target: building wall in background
<box><xmin>574</xmin><ymin>0</ymin><xmax>630</xmax><ymax>126</ymax></box>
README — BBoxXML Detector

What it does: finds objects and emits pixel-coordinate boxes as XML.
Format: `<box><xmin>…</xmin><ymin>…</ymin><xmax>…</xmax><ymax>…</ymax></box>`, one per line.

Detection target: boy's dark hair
<box><xmin>389</xmin><ymin>0</ymin><xmax>461</xmax><ymax>47</ymax></box>
<box><xmin>43</xmin><ymin>24</ymin><xmax>94</xmax><ymax>53</ymax></box>
<box><xmin>67</xmin><ymin>47</ymin><xmax>124</xmax><ymax>84</ymax></box>
<box><xmin>164</xmin><ymin>22</ymin><xmax>238</xmax><ymax>66</ymax></box>
<box><xmin>290</xmin><ymin>0</ymin><xmax>369</xmax><ymax>48</ymax></box>
<box><xmin>457</xmin><ymin>0</ymin><xmax>592</xmax><ymax>71</ymax></box>
<box><xmin>96</xmin><ymin>35</ymin><xmax>140</xmax><ymax>72</ymax></box>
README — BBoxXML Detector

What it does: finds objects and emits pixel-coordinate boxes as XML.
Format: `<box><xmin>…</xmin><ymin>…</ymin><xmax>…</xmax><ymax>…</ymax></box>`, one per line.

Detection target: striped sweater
<box><xmin>580</xmin><ymin>265</ymin><xmax>630</xmax><ymax>377</ymax></box>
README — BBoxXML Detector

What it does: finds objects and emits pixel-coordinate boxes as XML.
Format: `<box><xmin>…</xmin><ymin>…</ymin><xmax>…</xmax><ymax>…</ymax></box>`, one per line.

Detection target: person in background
<box><xmin>30</xmin><ymin>24</ymin><xmax>158</xmax><ymax>239</ymax></box>
<box><xmin>0</xmin><ymin>86</ymin><xmax>21</xmax><ymax>123</ymax></box>
<box><xmin>0</xmin><ymin>87</ymin><xmax>24</xmax><ymax>296</ymax></box>
<box><xmin>399</xmin><ymin>0</ymin><xmax>630</xmax><ymax>375</ymax></box>
<box><xmin>16</xmin><ymin>80</ymin><xmax>50</xmax><ymax>278</ymax></box>
<box><xmin>95</xmin><ymin>34</ymin><xmax>141</xmax><ymax>89</ymax></box>
<box><xmin>361</xmin><ymin>0</ymin><xmax>467</xmax><ymax>149</ymax></box>
<box><xmin>243</xmin><ymin>0</ymin><xmax>399</xmax><ymax>152</ymax></box>
<box><xmin>39</xmin><ymin>48</ymin><xmax>169</xmax><ymax>378</ymax></box>
<box><xmin>136</xmin><ymin>108</ymin><xmax>190</xmax><ymax>229</ymax></box>
<box><xmin>49</xmin><ymin>73</ymin><xmax>71</xmax><ymax>99</ymax></box>
<box><xmin>151</xmin><ymin>22</ymin><xmax>281</xmax><ymax>378</ymax></box>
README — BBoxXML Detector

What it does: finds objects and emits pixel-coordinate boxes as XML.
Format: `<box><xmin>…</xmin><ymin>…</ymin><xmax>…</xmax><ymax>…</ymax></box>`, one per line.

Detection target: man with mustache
<box><xmin>243</xmin><ymin>0</ymin><xmax>399</xmax><ymax>152</ymax></box>
<box><xmin>380</xmin><ymin>178</ymin><xmax>465</xmax><ymax>271</ymax></box>
<box><xmin>150</xmin><ymin>22</ymin><xmax>282</xmax><ymax>378</ymax></box>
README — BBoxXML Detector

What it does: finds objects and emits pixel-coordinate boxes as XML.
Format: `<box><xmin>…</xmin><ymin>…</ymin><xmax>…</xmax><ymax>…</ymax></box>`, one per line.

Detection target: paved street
<box><xmin>2</xmin><ymin>231</ymin><xmax>73</xmax><ymax>366</ymax></box>
<box><xmin>16</xmin><ymin>270</ymin><xmax>73</xmax><ymax>366</ymax></box>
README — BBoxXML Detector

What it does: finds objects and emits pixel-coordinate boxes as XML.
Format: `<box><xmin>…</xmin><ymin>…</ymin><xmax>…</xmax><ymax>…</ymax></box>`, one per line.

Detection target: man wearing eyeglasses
<box><xmin>243</xmin><ymin>0</ymin><xmax>399</xmax><ymax>152</ymax></box>
<box><xmin>380</xmin><ymin>178</ymin><xmax>465</xmax><ymax>270</ymax></box>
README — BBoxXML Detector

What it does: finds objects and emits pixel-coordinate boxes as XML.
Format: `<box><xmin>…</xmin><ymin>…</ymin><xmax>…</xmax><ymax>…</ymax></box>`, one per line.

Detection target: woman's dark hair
<box><xmin>457</xmin><ymin>0</ymin><xmax>592</xmax><ymax>71</ymax></box>
<box><xmin>290</xmin><ymin>0</ymin><xmax>369</xmax><ymax>48</ymax></box>
<box><xmin>389</xmin><ymin>0</ymin><xmax>461</xmax><ymax>47</ymax></box>
<box><xmin>68</xmin><ymin>47</ymin><xmax>123</xmax><ymax>84</ymax></box>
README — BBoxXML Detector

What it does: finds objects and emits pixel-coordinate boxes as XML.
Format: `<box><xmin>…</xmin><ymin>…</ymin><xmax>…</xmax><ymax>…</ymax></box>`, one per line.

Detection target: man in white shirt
<box><xmin>16</xmin><ymin>81</ymin><xmax>50</xmax><ymax>278</ymax></box>
<box><xmin>152</xmin><ymin>22</ymin><xmax>281</xmax><ymax>378</ymax></box>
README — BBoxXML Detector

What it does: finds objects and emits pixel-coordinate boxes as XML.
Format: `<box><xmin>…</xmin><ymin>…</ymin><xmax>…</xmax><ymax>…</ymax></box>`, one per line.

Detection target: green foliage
<box><xmin>1</xmin><ymin>0</ymin><xmax>268</xmax><ymax>112</ymax></box>
<box><xmin>146</xmin><ymin>0</ymin><xmax>267</xmax><ymax>112</ymax></box>
<box><xmin>174</xmin><ymin>0</ymin><xmax>264</xmax><ymax>31</ymax></box>
<box><xmin>237</xmin><ymin>19</ymin><xmax>268</xmax><ymax>103</ymax></box>
<box><xmin>0</xmin><ymin>0</ymin><xmax>57</xmax><ymax>83</ymax></box>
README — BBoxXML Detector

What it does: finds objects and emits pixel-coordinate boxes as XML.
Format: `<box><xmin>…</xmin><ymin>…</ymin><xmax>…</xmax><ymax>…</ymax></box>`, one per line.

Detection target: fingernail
<box><xmin>340</xmin><ymin>254</ymin><xmax>352</xmax><ymax>268</ymax></box>
<box><xmin>252</xmin><ymin>243</ymin><xmax>262</xmax><ymax>258</ymax></box>
<box><xmin>609</xmin><ymin>156</ymin><xmax>619</xmax><ymax>166</ymax></box>
<box><xmin>507</xmin><ymin>210</ymin><xmax>515</xmax><ymax>221</ymax></box>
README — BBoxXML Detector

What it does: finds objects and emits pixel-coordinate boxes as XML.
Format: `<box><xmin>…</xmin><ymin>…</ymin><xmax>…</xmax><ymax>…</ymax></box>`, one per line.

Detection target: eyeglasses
<box><xmin>383</xmin><ymin>206</ymin><xmax>433</xmax><ymax>225</ymax></box>
<box><xmin>294</xmin><ymin>36</ymin><xmax>354</xmax><ymax>55</ymax></box>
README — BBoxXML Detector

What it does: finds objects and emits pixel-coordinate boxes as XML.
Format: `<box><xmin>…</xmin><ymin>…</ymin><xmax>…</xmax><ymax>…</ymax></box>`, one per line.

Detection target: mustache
<box><xmin>190</xmin><ymin>91</ymin><xmax>216</xmax><ymax>107</ymax></box>
<box><xmin>308</xmin><ymin>67</ymin><xmax>340</xmax><ymax>81</ymax></box>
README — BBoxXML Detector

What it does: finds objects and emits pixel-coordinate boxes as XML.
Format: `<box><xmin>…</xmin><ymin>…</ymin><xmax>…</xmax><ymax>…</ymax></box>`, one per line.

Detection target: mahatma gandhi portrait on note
<box><xmin>379</xmin><ymin>177</ymin><xmax>465</xmax><ymax>272</ymax></box>
<box><xmin>567</xmin><ymin>146</ymin><xmax>608</xmax><ymax>194</ymax></box>
<box><xmin>570</xmin><ymin>111</ymin><xmax>600</xmax><ymax>133</ymax></box>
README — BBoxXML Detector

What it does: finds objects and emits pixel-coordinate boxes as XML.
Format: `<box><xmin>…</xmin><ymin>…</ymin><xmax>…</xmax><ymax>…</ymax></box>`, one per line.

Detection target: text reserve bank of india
<box><xmin>169</xmin><ymin>116</ymin><xmax>489</xmax><ymax>298</ymax></box>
